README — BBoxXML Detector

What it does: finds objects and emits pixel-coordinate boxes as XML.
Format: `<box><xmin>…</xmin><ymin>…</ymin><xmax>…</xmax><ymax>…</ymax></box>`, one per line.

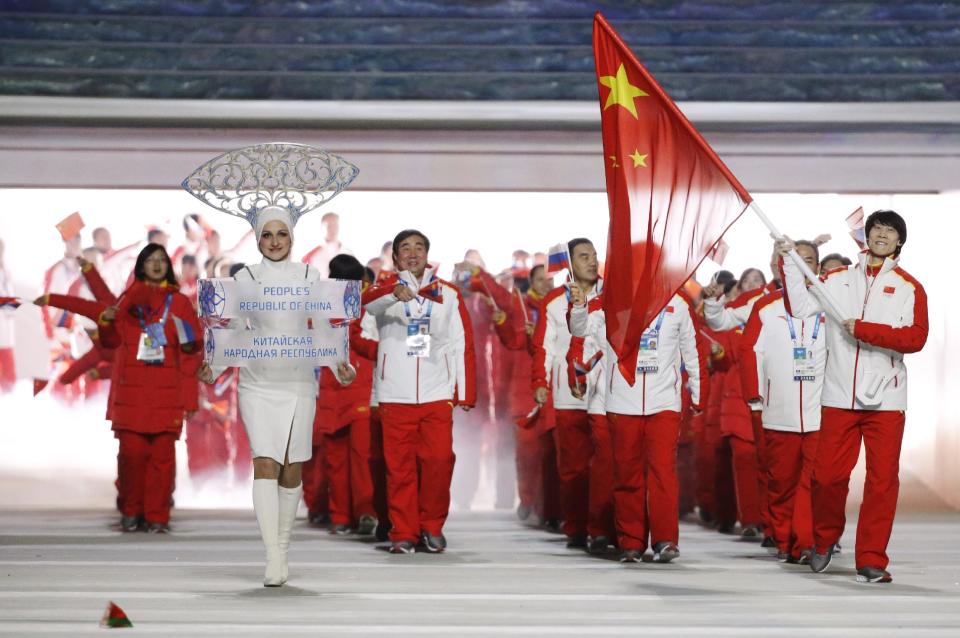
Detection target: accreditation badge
<box><xmin>137</xmin><ymin>330</ymin><xmax>165</xmax><ymax>364</ymax></box>
<box><xmin>792</xmin><ymin>347</ymin><xmax>816</xmax><ymax>381</ymax></box>
<box><xmin>406</xmin><ymin>318</ymin><xmax>431</xmax><ymax>358</ymax></box>
<box><xmin>636</xmin><ymin>330</ymin><xmax>660</xmax><ymax>372</ymax></box>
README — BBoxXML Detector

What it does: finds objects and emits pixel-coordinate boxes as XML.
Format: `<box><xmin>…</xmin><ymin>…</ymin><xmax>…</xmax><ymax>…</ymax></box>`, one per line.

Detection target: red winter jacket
<box><xmin>99</xmin><ymin>280</ymin><xmax>201</xmax><ymax>435</ymax></box>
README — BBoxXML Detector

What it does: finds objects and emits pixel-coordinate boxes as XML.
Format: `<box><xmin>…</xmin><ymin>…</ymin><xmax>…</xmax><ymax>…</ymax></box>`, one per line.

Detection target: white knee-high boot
<box><xmin>277</xmin><ymin>483</ymin><xmax>303</xmax><ymax>584</ymax></box>
<box><xmin>253</xmin><ymin>479</ymin><xmax>283</xmax><ymax>586</ymax></box>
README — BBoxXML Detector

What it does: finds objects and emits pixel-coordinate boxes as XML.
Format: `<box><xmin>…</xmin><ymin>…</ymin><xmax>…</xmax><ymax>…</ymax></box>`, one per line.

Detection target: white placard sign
<box><xmin>198</xmin><ymin>278</ymin><xmax>361</xmax><ymax>320</ymax></box>
<box><xmin>205</xmin><ymin>324</ymin><xmax>349</xmax><ymax>368</ymax></box>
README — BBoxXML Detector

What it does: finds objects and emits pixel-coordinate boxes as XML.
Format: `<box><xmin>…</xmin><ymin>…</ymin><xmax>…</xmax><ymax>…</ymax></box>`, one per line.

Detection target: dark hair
<box><xmin>228</xmin><ymin>262</ymin><xmax>246</xmax><ymax>277</ymax></box>
<box><xmin>92</xmin><ymin>227</ymin><xmax>109</xmax><ymax>239</ymax></box>
<box><xmin>567</xmin><ymin>237</ymin><xmax>593</xmax><ymax>257</ymax></box>
<box><xmin>794</xmin><ymin>239</ymin><xmax>820</xmax><ymax>264</ymax></box>
<box><xmin>865</xmin><ymin>210</ymin><xmax>907</xmax><ymax>254</ymax></box>
<box><xmin>713</xmin><ymin>269</ymin><xmax>737</xmax><ymax>294</ymax></box>
<box><xmin>133</xmin><ymin>243</ymin><xmax>178</xmax><ymax>286</ymax></box>
<box><xmin>182</xmin><ymin>213</ymin><xmax>201</xmax><ymax>232</ymax></box>
<box><xmin>529</xmin><ymin>264</ymin><xmax>546</xmax><ymax>282</ymax></box>
<box><xmin>819</xmin><ymin>253</ymin><xmax>852</xmax><ymax>270</ymax></box>
<box><xmin>738</xmin><ymin>267</ymin><xmax>766</xmax><ymax>290</ymax></box>
<box><xmin>181</xmin><ymin>254</ymin><xmax>197</xmax><ymax>267</ymax></box>
<box><xmin>329</xmin><ymin>253</ymin><xmax>365</xmax><ymax>280</ymax></box>
<box><xmin>146</xmin><ymin>228</ymin><xmax>166</xmax><ymax>243</ymax></box>
<box><xmin>363</xmin><ymin>266</ymin><xmax>375</xmax><ymax>285</ymax></box>
<box><xmin>392</xmin><ymin>229</ymin><xmax>430</xmax><ymax>257</ymax></box>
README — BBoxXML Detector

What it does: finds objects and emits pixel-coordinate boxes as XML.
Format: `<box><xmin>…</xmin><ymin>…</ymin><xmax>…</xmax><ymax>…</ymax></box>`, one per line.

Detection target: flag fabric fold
<box><xmin>546</xmin><ymin>243</ymin><xmax>571</xmax><ymax>275</ymax></box>
<box><xmin>0</xmin><ymin>297</ymin><xmax>21</xmax><ymax>310</ymax></box>
<box><xmin>593</xmin><ymin>12</ymin><xmax>752</xmax><ymax>385</ymax></box>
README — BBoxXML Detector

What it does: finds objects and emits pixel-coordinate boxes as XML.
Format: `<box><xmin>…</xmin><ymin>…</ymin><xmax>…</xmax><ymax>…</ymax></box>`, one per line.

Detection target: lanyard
<box><xmin>647</xmin><ymin>309</ymin><xmax>667</xmax><ymax>334</ymax></box>
<box><xmin>400</xmin><ymin>275</ymin><xmax>436</xmax><ymax>318</ymax></box>
<box><xmin>785</xmin><ymin>313</ymin><xmax>822</xmax><ymax>347</ymax></box>
<box><xmin>137</xmin><ymin>294</ymin><xmax>173</xmax><ymax>331</ymax></box>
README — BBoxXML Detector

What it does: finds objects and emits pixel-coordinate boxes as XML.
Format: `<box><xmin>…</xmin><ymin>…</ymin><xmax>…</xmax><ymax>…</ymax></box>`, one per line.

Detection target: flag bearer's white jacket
<box><xmin>780</xmin><ymin>251</ymin><xmax>928</xmax><ymax>411</ymax></box>
<box><xmin>362</xmin><ymin>266</ymin><xmax>476</xmax><ymax>407</ymax></box>
<box><xmin>739</xmin><ymin>291</ymin><xmax>826</xmax><ymax>433</ymax></box>
<box><xmin>569</xmin><ymin>292</ymin><xmax>708</xmax><ymax>416</ymax></box>
<box><xmin>531</xmin><ymin>279</ymin><xmax>603</xmax><ymax>411</ymax></box>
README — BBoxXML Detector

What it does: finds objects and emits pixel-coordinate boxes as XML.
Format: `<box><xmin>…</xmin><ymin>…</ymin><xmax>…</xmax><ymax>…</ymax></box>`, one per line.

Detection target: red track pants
<box><xmin>301</xmin><ymin>442</ymin><xmax>329</xmax><ymax>519</ymax></box>
<box><xmin>607</xmin><ymin>411</ymin><xmax>680</xmax><ymax>552</ymax></box>
<box><xmin>765</xmin><ymin>429</ymin><xmax>819</xmax><ymax>558</ymax></box>
<box><xmin>324</xmin><ymin>415</ymin><xmax>376</xmax><ymax>526</ymax></box>
<box><xmin>553</xmin><ymin>410</ymin><xmax>614</xmax><ymax>538</ymax></box>
<box><xmin>729</xmin><ymin>435</ymin><xmax>763</xmax><ymax>527</ymax></box>
<box><xmin>369</xmin><ymin>408</ymin><xmax>389</xmax><ymax>525</ymax></box>
<box><xmin>812</xmin><ymin>407</ymin><xmax>905</xmax><ymax>570</ymax></box>
<box><xmin>751</xmin><ymin>412</ymin><xmax>772</xmax><ymax>536</ymax></box>
<box><xmin>539</xmin><ymin>428</ymin><xmax>562</xmax><ymax>521</ymax></box>
<box><xmin>185</xmin><ymin>415</ymin><xmax>230</xmax><ymax>479</ymax></box>
<box><xmin>588</xmin><ymin>414</ymin><xmax>616</xmax><ymax>539</ymax></box>
<box><xmin>515</xmin><ymin>423</ymin><xmax>542</xmax><ymax>512</ymax></box>
<box><xmin>0</xmin><ymin>348</ymin><xmax>16</xmax><ymax>392</ymax></box>
<box><xmin>116</xmin><ymin>431</ymin><xmax>177</xmax><ymax>524</ymax></box>
<box><xmin>380</xmin><ymin>401</ymin><xmax>455</xmax><ymax>543</ymax></box>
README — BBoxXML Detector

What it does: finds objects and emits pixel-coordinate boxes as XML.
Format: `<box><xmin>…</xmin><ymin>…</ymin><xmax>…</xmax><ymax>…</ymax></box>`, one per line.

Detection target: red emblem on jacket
<box><xmin>883</xmin><ymin>286</ymin><xmax>896</xmax><ymax>294</ymax></box>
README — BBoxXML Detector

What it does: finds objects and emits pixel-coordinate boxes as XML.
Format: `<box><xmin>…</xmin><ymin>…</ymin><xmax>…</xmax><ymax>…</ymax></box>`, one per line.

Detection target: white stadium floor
<box><xmin>1</xmin><ymin>508</ymin><xmax>959</xmax><ymax>636</ymax></box>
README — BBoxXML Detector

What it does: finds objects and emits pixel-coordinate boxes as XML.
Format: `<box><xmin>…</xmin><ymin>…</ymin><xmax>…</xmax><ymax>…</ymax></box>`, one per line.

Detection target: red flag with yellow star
<box><xmin>593</xmin><ymin>12</ymin><xmax>752</xmax><ymax>385</ymax></box>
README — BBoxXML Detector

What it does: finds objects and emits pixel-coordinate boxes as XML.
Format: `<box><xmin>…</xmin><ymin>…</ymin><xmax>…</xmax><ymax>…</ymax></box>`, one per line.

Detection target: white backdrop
<box><xmin>0</xmin><ymin>188</ymin><xmax>956</xmax><ymax>509</ymax></box>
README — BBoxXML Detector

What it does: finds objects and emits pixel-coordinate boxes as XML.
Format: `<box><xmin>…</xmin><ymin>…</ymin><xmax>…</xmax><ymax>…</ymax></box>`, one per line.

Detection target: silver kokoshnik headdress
<box><xmin>180</xmin><ymin>143</ymin><xmax>359</xmax><ymax>228</ymax></box>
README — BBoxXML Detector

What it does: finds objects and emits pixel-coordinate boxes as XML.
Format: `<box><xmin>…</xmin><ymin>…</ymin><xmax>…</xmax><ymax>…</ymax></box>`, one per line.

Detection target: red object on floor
<box><xmin>116</xmin><ymin>431</ymin><xmax>177</xmax><ymax>524</ymax></box>
<box><xmin>553</xmin><ymin>408</ymin><xmax>592</xmax><ymax>537</ymax></box>
<box><xmin>812</xmin><ymin>407</ymin><xmax>905</xmax><ymax>570</ymax></box>
<box><xmin>765</xmin><ymin>428</ymin><xmax>819</xmax><ymax>558</ymax></box>
<box><xmin>380</xmin><ymin>400</ymin><xmax>455</xmax><ymax>543</ymax></box>
<box><xmin>607</xmin><ymin>410</ymin><xmax>682</xmax><ymax>551</ymax></box>
<box><xmin>100</xmin><ymin>601</ymin><xmax>133</xmax><ymax>628</ymax></box>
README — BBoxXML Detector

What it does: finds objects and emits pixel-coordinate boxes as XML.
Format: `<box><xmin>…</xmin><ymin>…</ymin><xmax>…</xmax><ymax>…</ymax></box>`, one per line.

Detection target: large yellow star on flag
<box><xmin>599</xmin><ymin>63</ymin><xmax>648</xmax><ymax>118</ymax></box>
<box><xmin>630</xmin><ymin>150</ymin><xmax>648</xmax><ymax>168</ymax></box>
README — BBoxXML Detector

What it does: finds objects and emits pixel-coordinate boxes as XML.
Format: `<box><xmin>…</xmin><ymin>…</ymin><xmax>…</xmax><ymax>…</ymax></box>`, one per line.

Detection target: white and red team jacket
<box><xmin>739</xmin><ymin>290</ymin><xmax>827</xmax><ymax>433</ymax></box>
<box><xmin>531</xmin><ymin>280</ymin><xmax>603</xmax><ymax>411</ymax></box>
<box><xmin>703</xmin><ymin>285</ymin><xmax>770</xmax><ymax>331</ymax></box>
<box><xmin>781</xmin><ymin>251</ymin><xmax>928</xmax><ymax>411</ymax></box>
<box><xmin>362</xmin><ymin>267</ymin><xmax>477</xmax><ymax>407</ymax></box>
<box><xmin>569</xmin><ymin>292</ymin><xmax>708</xmax><ymax>416</ymax></box>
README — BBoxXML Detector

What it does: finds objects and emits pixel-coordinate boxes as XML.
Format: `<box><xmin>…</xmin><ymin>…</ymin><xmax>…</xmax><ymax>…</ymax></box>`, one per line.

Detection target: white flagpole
<box><xmin>749</xmin><ymin>201</ymin><xmax>848</xmax><ymax>321</ymax></box>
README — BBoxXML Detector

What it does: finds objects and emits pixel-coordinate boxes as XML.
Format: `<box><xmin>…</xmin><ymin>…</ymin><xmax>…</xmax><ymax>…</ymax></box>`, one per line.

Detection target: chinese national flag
<box><xmin>593</xmin><ymin>13</ymin><xmax>752</xmax><ymax>385</ymax></box>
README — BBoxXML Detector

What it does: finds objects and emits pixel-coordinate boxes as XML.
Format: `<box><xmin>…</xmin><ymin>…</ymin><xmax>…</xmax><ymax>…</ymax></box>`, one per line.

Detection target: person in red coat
<box><xmin>98</xmin><ymin>243</ymin><xmax>202</xmax><ymax>533</ymax></box>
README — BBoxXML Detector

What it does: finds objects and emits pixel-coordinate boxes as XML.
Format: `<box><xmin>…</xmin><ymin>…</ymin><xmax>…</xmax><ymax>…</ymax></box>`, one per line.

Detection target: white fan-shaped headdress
<box><xmin>180</xmin><ymin>143</ymin><xmax>359</xmax><ymax>231</ymax></box>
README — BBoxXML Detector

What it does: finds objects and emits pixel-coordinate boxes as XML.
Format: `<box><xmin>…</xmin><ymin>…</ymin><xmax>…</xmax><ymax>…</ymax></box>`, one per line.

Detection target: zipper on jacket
<box><xmin>853</xmin><ymin>269</ymin><xmax>880</xmax><ymax>408</ymax></box>
<box><xmin>642</xmin><ymin>370</ymin><xmax>647</xmax><ymax>413</ymax></box>
<box><xmin>766</xmin><ymin>379</ymin><xmax>771</xmax><ymax>407</ymax></box>
<box><xmin>381</xmin><ymin>353</ymin><xmax>386</xmax><ymax>380</ymax></box>
<box><xmin>799</xmin><ymin>320</ymin><xmax>805</xmax><ymax>433</ymax></box>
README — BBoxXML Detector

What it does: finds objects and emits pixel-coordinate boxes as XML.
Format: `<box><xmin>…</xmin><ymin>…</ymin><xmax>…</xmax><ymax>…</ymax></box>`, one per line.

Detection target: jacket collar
<box><xmin>857</xmin><ymin>249</ymin><xmax>899</xmax><ymax>277</ymax></box>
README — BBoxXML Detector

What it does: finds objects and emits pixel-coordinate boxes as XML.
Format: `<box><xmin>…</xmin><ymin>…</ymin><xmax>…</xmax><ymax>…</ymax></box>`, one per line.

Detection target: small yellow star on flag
<box><xmin>630</xmin><ymin>150</ymin><xmax>648</xmax><ymax>168</ymax></box>
<box><xmin>599</xmin><ymin>63</ymin><xmax>648</xmax><ymax>118</ymax></box>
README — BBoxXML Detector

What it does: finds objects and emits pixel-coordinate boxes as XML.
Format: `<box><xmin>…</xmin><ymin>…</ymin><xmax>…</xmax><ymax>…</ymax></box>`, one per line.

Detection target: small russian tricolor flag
<box><xmin>172</xmin><ymin>316</ymin><xmax>196</xmax><ymax>345</ymax></box>
<box><xmin>546</xmin><ymin>243</ymin><xmax>570</xmax><ymax>274</ymax></box>
<box><xmin>573</xmin><ymin>350</ymin><xmax>604</xmax><ymax>377</ymax></box>
<box><xmin>0</xmin><ymin>296</ymin><xmax>21</xmax><ymax>310</ymax></box>
<box><xmin>418</xmin><ymin>279</ymin><xmax>444</xmax><ymax>303</ymax></box>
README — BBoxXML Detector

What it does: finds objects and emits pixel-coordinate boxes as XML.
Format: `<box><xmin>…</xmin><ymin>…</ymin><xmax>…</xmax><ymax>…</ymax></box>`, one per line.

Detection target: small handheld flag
<box><xmin>546</xmin><ymin>243</ymin><xmax>570</xmax><ymax>275</ymax></box>
<box><xmin>33</xmin><ymin>378</ymin><xmax>49</xmax><ymax>396</ymax></box>
<box><xmin>846</xmin><ymin>207</ymin><xmax>866</xmax><ymax>249</ymax></box>
<box><xmin>418</xmin><ymin>279</ymin><xmax>444</xmax><ymax>303</ymax></box>
<box><xmin>100</xmin><ymin>601</ymin><xmax>133</xmax><ymax>628</ymax></box>
<box><xmin>55</xmin><ymin>212</ymin><xmax>85</xmax><ymax>242</ymax></box>
<box><xmin>707</xmin><ymin>239</ymin><xmax>729</xmax><ymax>266</ymax></box>
<box><xmin>0</xmin><ymin>297</ymin><xmax>21</xmax><ymax>310</ymax></box>
<box><xmin>515</xmin><ymin>405</ymin><xmax>541</xmax><ymax>430</ymax></box>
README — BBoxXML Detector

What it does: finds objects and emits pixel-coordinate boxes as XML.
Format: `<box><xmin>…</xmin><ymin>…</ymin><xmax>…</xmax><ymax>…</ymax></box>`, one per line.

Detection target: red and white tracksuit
<box><xmin>532</xmin><ymin>280</ymin><xmax>604</xmax><ymax>538</ymax></box>
<box><xmin>570</xmin><ymin>292</ymin><xmax>708</xmax><ymax>551</ymax></box>
<box><xmin>740</xmin><ymin>290</ymin><xmax>826</xmax><ymax>558</ymax></box>
<box><xmin>363</xmin><ymin>267</ymin><xmax>476</xmax><ymax>544</ymax></box>
<box><xmin>782</xmin><ymin>252</ymin><xmax>928</xmax><ymax>569</ymax></box>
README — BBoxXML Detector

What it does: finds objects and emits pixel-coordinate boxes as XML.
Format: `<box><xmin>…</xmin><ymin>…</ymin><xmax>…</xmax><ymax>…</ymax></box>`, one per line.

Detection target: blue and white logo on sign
<box><xmin>343</xmin><ymin>280</ymin><xmax>361</xmax><ymax>319</ymax></box>
<box><xmin>204</xmin><ymin>328</ymin><xmax>217</xmax><ymax>363</ymax></box>
<box><xmin>199</xmin><ymin>279</ymin><xmax>226</xmax><ymax>318</ymax></box>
